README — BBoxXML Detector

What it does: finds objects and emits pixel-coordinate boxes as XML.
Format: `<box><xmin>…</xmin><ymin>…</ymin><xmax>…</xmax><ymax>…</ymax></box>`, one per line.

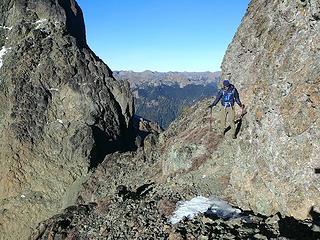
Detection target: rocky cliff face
<box><xmin>28</xmin><ymin>1</ymin><xmax>320</xmax><ymax>239</ymax></box>
<box><xmin>0</xmin><ymin>0</ymin><xmax>133</xmax><ymax>239</ymax></box>
<box><xmin>220</xmin><ymin>0</ymin><xmax>320</xmax><ymax>218</ymax></box>
<box><xmin>161</xmin><ymin>0</ymin><xmax>320</xmax><ymax>219</ymax></box>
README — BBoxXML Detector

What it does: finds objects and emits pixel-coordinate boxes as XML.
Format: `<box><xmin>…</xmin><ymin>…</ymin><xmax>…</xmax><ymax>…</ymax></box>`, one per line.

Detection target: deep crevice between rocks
<box><xmin>57</xmin><ymin>0</ymin><xmax>86</xmax><ymax>48</ymax></box>
<box><xmin>89</xmin><ymin>120</ymin><xmax>137</xmax><ymax>170</ymax></box>
<box><xmin>278</xmin><ymin>216</ymin><xmax>320</xmax><ymax>239</ymax></box>
<box><xmin>89</xmin><ymin>126</ymin><xmax>124</xmax><ymax>170</ymax></box>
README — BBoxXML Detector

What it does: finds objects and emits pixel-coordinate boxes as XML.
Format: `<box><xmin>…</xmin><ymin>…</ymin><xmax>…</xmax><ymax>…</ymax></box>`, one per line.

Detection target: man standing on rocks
<box><xmin>208</xmin><ymin>80</ymin><xmax>244</xmax><ymax>139</ymax></box>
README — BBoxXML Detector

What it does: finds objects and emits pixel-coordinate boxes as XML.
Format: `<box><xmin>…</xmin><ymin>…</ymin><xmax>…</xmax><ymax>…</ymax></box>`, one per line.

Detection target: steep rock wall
<box><xmin>0</xmin><ymin>0</ymin><xmax>133</xmax><ymax>238</ymax></box>
<box><xmin>220</xmin><ymin>0</ymin><xmax>320</xmax><ymax>218</ymax></box>
<box><xmin>160</xmin><ymin>0</ymin><xmax>320</xmax><ymax>220</ymax></box>
<box><xmin>22</xmin><ymin>1</ymin><xmax>320</xmax><ymax>238</ymax></box>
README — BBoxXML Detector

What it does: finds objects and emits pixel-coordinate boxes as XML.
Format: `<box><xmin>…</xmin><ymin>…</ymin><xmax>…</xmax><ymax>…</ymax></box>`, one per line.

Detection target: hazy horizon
<box><xmin>113</xmin><ymin>69</ymin><xmax>221</xmax><ymax>73</ymax></box>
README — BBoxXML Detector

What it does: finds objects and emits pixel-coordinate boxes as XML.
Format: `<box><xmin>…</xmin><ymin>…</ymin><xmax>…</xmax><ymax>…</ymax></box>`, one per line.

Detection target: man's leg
<box><xmin>228</xmin><ymin>107</ymin><xmax>236</xmax><ymax>138</ymax></box>
<box><xmin>219</xmin><ymin>108</ymin><xmax>227</xmax><ymax>135</ymax></box>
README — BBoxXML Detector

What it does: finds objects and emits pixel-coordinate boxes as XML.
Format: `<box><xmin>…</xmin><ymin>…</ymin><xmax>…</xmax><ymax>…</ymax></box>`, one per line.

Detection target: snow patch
<box><xmin>57</xmin><ymin>119</ymin><xmax>63</xmax><ymax>124</ymax></box>
<box><xmin>0</xmin><ymin>46</ymin><xmax>11</xmax><ymax>69</ymax></box>
<box><xmin>0</xmin><ymin>26</ymin><xmax>13</xmax><ymax>30</ymax></box>
<box><xmin>34</xmin><ymin>19</ymin><xmax>48</xmax><ymax>30</ymax></box>
<box><xmin>49</xmin><ymin>88</ymin><xmax>59</xmax><ymax>91</ymax></box>
<box><xmin>169</xmin><ymin>196</ymin><xmax>241</xmax><ymax>224</ymax></box>
<box><xmin>35</xmin><ymin>19</ymin><xmax>47</xmax><ymax>25</ymax></box>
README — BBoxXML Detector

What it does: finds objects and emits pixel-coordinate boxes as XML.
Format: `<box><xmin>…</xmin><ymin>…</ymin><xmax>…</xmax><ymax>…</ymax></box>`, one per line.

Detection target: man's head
<box><xmin>223</xmin><ymin>80</ymin><xmax>230</xmax><ymax>89</ymax></box>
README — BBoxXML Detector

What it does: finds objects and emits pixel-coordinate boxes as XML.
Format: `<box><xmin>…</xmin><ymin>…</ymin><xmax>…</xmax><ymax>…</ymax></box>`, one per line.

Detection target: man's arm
<box><xmin>234</xmin><ymin>88</ymin><xmax>243</xmax><ymax>107</ymax></box>
<box><xmin>209</xmin><ymin>90</ymin><xmax>223</xmax><ymax>108</ymax></box>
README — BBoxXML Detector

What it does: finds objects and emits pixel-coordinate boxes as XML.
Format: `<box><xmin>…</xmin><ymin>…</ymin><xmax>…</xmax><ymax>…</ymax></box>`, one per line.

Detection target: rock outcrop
<box><xmin>32</xmin><ymin>183</ymin><xmax>319</xmax><ymax>240</ymax></box>
<box><xmin>0</xmin><ymin>0</ymin><xmax>133</xmax><ymax>239</ymax></box>
<box><xmin>10</xmin><ymin>0</ymin><xmax>320</xmax><ymax>239</ymax></box>
<box><xmin>220</xmin><ymin>0</ymin><xmax>320</xmax><ymax>218</ymax></box>
<box><xmin>161</xmin><ymin>0</ymin><xmax>320</xmax><ymax>219</ymax></box>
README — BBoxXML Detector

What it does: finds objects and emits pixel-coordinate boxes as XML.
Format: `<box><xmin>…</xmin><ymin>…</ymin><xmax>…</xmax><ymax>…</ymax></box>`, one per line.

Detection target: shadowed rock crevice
<box><xmin>57</xmin><ymin>0</ymin><xmax>86</xmax><ymax>47</ymax></box>
<box><xmin>89</xmin><ymin>125</ymin><xmax>131</xmax><ymax>170</ymax></box>
<box><xmin>89</xmin><ymin>97</ymin><xmax>136</xmax><ymax>169</ymax></box>
<box><xmin>89</xmin><ymin>118</ymin><xmax>145</xmax><ymax>169</ymax></box>
<box><xmin>278</xmin><ymin>216</ymin><xmax>320</xmax><ymax>239</ymax></box>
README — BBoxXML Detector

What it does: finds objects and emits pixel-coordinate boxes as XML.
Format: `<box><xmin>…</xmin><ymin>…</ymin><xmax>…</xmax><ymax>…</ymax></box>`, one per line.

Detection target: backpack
<box><xmin>222</xmin><ymin>88</ymin><xmax>235</xmax><ymax>107</ymax></box>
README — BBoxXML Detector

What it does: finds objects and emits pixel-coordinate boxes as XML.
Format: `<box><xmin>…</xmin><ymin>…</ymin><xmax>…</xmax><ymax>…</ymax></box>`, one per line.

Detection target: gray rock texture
<box><xmin>160</xmin><ymin>0</ymin><xmax>320</xmax><ymax>220</ymax></box>
<box><xmin>30</xmin><ymin>3</ymin><xmax>319</xmax><ymax>239</ymax></box>
<box><xmin>220</xmin><ymin>0</ymin><xmax>320</xmax><ymax>218</ymax></box>
<box><xmin>30</xmin><ymin>127</ymin><xmax>320</xmax><ymax>239</ymax></box>
<box><xmin>31</xmin><ymin>186</ymin><xmax>319</xmax><ymax>240</ymax></box>
<box><xmin>3</xmin><ymin>0</ymin><xmax>320</xmax><ymax>239</ymax></box>
<box><xmin>0</xmin><ymin>0</ymin><xmax>133</xmax><ymax>239</ymax></box>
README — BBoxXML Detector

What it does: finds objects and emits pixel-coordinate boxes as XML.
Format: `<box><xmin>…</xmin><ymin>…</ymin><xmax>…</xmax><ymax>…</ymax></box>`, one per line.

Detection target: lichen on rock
<box><xmin>0</xmin><ymin>0</ymin><xmax>133</xmax><ymax>239</ymax></box>
<box><xmin>158</xmin><ymin>0</ymin><xmax>320</xmax><ymax>220</ymax></box>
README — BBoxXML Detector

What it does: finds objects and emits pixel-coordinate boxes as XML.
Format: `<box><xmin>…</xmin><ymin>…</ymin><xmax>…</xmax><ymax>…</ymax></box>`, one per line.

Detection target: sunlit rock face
<box><xmin>160</xmin><ymin>0</ymin><xmax>320</xmax><ymax>219</ymax></box>
<box><xmin>26</xmin><ymin>1</ymin><xmax>320</xmax><ymax>238</ymax></box>
<box><xmin>220</xmin><ymin>0</ymin><xmax>320</xmax><ymax>218</ymax></box>
<box><xmin>0</xmin><ymin>0</ymin><xmax>133</xmax><ymax>238</ymax></box>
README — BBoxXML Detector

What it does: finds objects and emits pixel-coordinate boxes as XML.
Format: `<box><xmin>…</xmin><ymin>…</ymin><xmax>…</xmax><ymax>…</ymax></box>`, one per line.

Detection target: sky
<box><xmin>76</xmin><ymin>0</ymin><xmax>251</xmax><ymax>72</ymax></box>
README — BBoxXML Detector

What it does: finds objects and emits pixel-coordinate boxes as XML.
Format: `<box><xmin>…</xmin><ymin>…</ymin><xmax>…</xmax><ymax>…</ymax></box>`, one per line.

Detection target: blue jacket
<box><xmin>210</xmin><ymin>84</ymin><xmax>242</xmax><ymax>107</ymax></box>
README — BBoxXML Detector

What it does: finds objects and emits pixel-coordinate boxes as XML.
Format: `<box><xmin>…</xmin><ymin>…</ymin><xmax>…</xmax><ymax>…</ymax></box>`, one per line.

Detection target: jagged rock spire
<box><xmin>0</xmin><ymin>0</ymin><xmax>133</xmax><ymax>239</ymax></box>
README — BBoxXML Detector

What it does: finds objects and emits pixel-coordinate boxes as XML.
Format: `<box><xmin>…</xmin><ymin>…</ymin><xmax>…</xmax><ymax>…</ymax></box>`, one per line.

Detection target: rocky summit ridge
<box><xmin>1</xmin><ymin>0</ymin><xmax>320</xmax><ymax>239</ymax></box>
<box><xmin>0</xmin><ymin>0</ymin><xmax>133</xmax><ymax>239</ymax></box>
<box><xmin>156</xmin><ymin>0</ymin><xmax>320</xmax><ymax>225</ymax></box>
<box><xmin>31</xmin><ymin>0</ymin><xmax>320</xmax><ymax>239</ymax></box>
<box><xmin>220</xmin><ymin>0</ymin><xmax>320</xmax><ymax>218</ymax></box>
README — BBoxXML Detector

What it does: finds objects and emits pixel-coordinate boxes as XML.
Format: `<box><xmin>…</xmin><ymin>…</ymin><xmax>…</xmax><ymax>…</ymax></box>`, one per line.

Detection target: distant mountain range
<box><xmin>114</xmin><ymin>71</ymin><xmax>220</xmax><ymax>128</ymax></box>
<box><xmin>113</xmin><ymin>70</ymin><xmax>221</xmax><ymax>88</ymax></box>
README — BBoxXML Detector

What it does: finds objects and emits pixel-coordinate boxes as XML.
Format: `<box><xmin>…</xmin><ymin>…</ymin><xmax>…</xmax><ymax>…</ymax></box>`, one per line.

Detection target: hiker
<box><xmin>208</xmin><ymin>80</ymin><xmax>244</xmax><ymax>139</ymax></box>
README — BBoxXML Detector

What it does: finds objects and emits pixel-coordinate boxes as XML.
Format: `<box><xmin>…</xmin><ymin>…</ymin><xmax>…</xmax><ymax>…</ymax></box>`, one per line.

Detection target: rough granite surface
<box><xmin>220</xmin><ymin>0</ymin><xmax>320</xmax><ymax>218</ymax></box>
<box><xmin>3</xmin><ymin>0</ymin><xmax>320</xmax><ymax>239</ymax></box>
<box><xmin>0</xmin><ymin>0</ymin><xmax>133</xmax><ymax>239</ymax></box>
<box><xmin>31</xmin><ymin>2</ymin><xmax>320</xmax><ymax>239</ymax></box>
<box><xmin>160</xmin><ymin>0</ymin><xmax>320</xmax><ymax>219</ymax></box>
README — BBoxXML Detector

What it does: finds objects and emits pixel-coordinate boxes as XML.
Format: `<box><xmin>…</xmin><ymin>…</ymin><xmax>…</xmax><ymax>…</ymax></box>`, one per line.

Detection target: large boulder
<box><xmin>220</xmin><ymin>0</ymin><xmax>320</xmax><ymax>218</ymax></box>
<box><xmin>0</xmin><ymin>0</ymin><xmax>133</xmax><ymax>239</ymax></box>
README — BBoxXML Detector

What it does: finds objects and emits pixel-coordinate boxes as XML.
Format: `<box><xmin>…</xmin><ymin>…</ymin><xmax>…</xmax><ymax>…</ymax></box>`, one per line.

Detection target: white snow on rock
<box><xmin>57</xmin><ymin>119</ymin><xmax>64</xmax><ymax>124</ymax></box>
<box><xmin>0</xmin><ymin>26</ymin><xmax>13</xmax><ymax>30</ymax></box>
<box><xmin>35</xmin><ymin>19</ymin><xmax>47</xmax><ymax>25</ymax></box>
<box><xmin>34</xmin><ymin>19</ymin><xmax>48</xmax><ymax>30</ymax></box>
<box><xmin>0</xmin><ymin>46</ymin><xmax>11</xmax><ymax>69</ymax></box>
<box><xmin>169</xmin><ymin>196</ymin><xmax>241</xmax><ymax>224</ymax></box>
<box><xmin>49</xmin><ymin>88</ymin><xmax>59</xmax><ymax>91</ymax></box>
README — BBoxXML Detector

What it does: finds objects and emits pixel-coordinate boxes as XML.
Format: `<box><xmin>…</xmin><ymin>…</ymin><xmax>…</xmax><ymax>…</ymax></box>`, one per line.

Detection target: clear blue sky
<box><xmin>76</xmin><ymin>0</ymin><xmax>250</xmax><ymax>72</ymax></box>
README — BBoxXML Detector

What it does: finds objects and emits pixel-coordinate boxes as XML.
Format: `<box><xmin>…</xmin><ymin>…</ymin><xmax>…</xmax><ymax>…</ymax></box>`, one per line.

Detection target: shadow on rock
<box><xmin>278</xmin><ymin>216</ymin><xmax>320</xmax><ymax>240</ymax></box>
<box><xmin>116</xmin><ymin>183</ymin><xmax>154</xmax><ymax>201</ymax></box>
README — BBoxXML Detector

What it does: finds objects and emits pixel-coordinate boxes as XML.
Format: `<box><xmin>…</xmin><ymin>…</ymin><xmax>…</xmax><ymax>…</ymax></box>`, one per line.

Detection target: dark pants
<box><xmin>220</xmin><ymin>106</ymin><xmax>235</xmax><ymax>136</ymax></box>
